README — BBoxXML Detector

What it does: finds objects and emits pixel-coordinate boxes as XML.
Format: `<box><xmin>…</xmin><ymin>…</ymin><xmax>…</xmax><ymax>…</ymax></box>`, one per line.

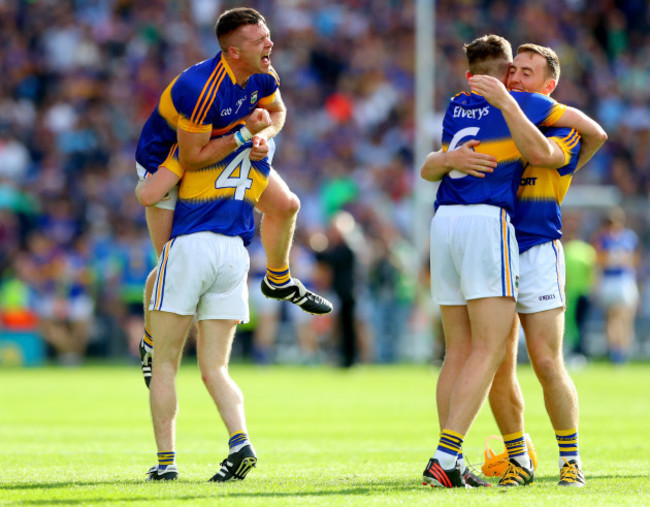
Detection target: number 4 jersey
<box><xmin>170</xmin><ymin>142</ymin><xmax>272</xmax><ymax>245</ymax></box>
<box><xmin>435</xmin><ymin>91</ymin><xmax>567</xmax><ymax>218</ymax></box>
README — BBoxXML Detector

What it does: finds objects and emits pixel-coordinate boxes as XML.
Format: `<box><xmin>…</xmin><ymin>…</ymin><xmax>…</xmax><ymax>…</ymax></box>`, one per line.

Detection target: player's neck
<box><xmin>223</xmin><ymin>55</ymin><xmax>252</xmax><ymax>87</ymax></box>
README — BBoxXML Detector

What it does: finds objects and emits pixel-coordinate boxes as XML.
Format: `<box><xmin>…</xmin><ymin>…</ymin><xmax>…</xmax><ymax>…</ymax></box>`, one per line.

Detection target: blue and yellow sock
<box><xmin>504</xmin><ymin>431</ymin><xmax>530</xmax><ymax>468</ymax></box>
<box><xmin>157</xmin><ymin>451</ymin><xmax>175</xmax><ymax>471</ymax></box>
<box><xmin>556</xmin><ymin>428</ymin><xmax>580</xmax><ymax>468</ymax></box>
<box><xmin>143</xmin><ymin>328</ymin><xmax>154</xmax><ymax>349</ymax></box>
<box><xmin>266</xmin><ymin>265</ymin><xmax>294</xmax><ymax>288</ymax></box>
<box><xmin>228</xmin><ymin>431</ymin><xmax>251</xmax><ymax>454</ymax></box>
<box><xmin>433</xmin><ymin>429</ymin><xmax>464</xmax><ymax>470</ymax></box>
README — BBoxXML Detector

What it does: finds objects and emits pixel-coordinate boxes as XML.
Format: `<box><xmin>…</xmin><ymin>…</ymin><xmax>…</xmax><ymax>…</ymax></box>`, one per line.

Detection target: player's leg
<box><xmin>198</xmin><ymin>319</ymin><xmax>258</xmax><ymax>483</ymax></box>
<box><xmin>256</xmin><ymin>169</ymin><xmax>332</xmax><ymax>315</ymax></box>
<box><xmin>522</xmin><ymin>309</ymin><xmax>584</xmax><ymax>486</ymax></box>
<box><xmin>436</xmin><ymin>306</ymin><xmax>471</xmax><ymax>430</ymax></box>
<box><xmin>147</xmin><ymin>310</ymin><xmax>193</xmax><ymax>481</ymax></box>
<box><xmin>139</xmin><ymin>206</ymin><xmax>174</xmax><ymax>388</ymax></box>
<box><xmin>488</xmin><ymin>316</ymin><xmax>525</xmax><ymax>437</ymax></box>
<box><xmin>433</xmin><ymin>305</ymin><xmax>492</xmax><ymax>487</ymax></box>
<box><xmin>197</xmin><ymin>319</ymin><xmax>247</xmax><ymax>435</ymax></box>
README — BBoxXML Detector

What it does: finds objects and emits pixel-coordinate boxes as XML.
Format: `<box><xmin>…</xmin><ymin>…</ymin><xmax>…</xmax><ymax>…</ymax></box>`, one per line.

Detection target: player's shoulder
<box><xmin>511</xmin><ymin>90</ymin><xmax>557</xmax><ymax>108</ymax></box>
<box><xmin>175</xmin><ymin>55</ymin><xmax>224</xmax><ymax>92</ymax></box>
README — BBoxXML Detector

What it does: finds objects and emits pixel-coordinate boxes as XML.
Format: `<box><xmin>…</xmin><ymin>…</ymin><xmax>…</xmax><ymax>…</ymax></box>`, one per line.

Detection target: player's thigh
<box><xmin>150</xmin><ymin>310</ymin><xmax>193</xmax><ymax>363</ymax></box>
<box><xmin>145</xmin><ymin>206</ymin><xmax>174</xmax><ymax>258</ymax></box>
<box><xmin>196</xmin><ymin>319</ymin><xmax>239</xmax><ymax>370</ymax></box>
<box><xmin>466</xmin><ymin>296</ymin><xmax>516</xmax><ymax>354</ymax></box>
<box><xmin>439</xmin><ymin>305</ymin><xmax>471</xmax><ymax>357</ymax></box>
<box><xmin>517</xmin><ymin>240</ymin><xmax>565</xmax><ymax>314</ymax></box>
<box><xmin>255</xmin><ymin>168</ymin><xmax>299</xmax><ymax>216</ymax></box>
<box><xmin>521</xmin><ymin>308</ymin><xmax>565</xmax><ymax>360</ymax></box>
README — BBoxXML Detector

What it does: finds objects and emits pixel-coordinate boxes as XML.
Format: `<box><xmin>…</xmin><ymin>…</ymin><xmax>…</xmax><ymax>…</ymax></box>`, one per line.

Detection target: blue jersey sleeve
<box><xmin>512</xmin><ymin>91</ymin><xmax>567</xmax><ymax>128</ymax></box>
<box><xmin>545</xmin><ymin>127</ymin><xmax>581</xmax><ymax>176</ymax></box>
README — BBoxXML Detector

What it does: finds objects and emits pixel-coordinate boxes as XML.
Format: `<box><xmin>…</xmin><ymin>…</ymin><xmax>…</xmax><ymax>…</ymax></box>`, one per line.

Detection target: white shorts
<box><xmin>598</xmin><ymin>275</ymin><xmax>639</xmax><ymax>309</ymax></box>
<box><xmin>149</xmin><ymin>232</ymin><xmax>250</xmax><ymax>322</ymax></box>
<box><xmin>517</xmin><ymin>240</ymin><xmax>565</xmax><ymax>314</ymax></box>
<box><xmin>430</xmin><ymin>205</ymin><xmax>519</xmax><ymax>305</ymax></box>
<box><xmin>136</xmin><ymin>163</ymin><xmax>178</xmax><ymax>211</ymax></box>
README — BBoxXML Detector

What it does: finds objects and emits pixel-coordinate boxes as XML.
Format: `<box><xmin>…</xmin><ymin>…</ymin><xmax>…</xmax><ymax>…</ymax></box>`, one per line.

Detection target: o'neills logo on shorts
<box><xmin>538</xmin><ymin>294</ymin><xmax>556</xmax><ymax>301</ymax></box>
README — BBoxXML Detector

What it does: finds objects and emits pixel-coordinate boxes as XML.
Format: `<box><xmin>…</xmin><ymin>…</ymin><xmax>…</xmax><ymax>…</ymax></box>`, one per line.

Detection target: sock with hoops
<box><xmin>503</xmin><ymin>431</ymin><xmax>530</xmax><ymax>468</ymax></box>
<box><xmin>265</xmin><ymin>265</ymin><xmax>295</xmax><ymax>288</ymax></box>
<box><xmin>556</xmin><ymin>428</ymin><xmax>581</xmax><ymax>469</ymax></box>
<box><xmin>143</xmin><ymin>328</ymin><xmax>154</xmax><ymax>350</ymax></box>
<box><xmin>433</xmin><ymin>429</ymin><xmax>464</xmax><ymax>470</ymax></box>
<box><xmin>157</xmin><ymin>451</ymin><xmax>175</xmax><ymax>471</ymax></box>
<box><xmin>228</xmin><ymin>431</ymin><xmax>251</xmax><ymax>454</ymax></box>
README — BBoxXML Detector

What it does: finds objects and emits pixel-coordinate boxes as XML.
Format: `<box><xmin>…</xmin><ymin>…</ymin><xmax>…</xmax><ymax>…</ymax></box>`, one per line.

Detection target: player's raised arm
<box><xmin>553</xmin><ymin>107</ymin><xmax>608</xmax><ymax>170</ymax></box>
<box><xmin>421</xmin><ymin>141</ymin><xmax>497</xmax><ymax>181</ymax></box>
<box><xmin>469</xmin><ymin>75</ymin><xmax>565</xmax><ymax>168</ymax></box>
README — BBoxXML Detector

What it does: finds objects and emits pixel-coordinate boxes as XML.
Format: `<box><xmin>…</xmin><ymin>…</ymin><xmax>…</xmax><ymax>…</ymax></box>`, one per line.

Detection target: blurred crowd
<box><xmin>0</xmin><ymin>0</ymin><xmax>648</xmax><ymax>366</ymax></box>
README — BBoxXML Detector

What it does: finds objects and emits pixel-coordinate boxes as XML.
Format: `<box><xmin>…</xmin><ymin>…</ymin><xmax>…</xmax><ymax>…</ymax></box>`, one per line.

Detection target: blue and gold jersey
<box><xmin>135</xmin><ymin>51</ymin><xmax>280</xmax><ymax>175</ymax></box>
<box><xmin>514</xmin><ymin>127</ymin><xmax>580</xmax><ymax>253</ymax></box>
<box><xmin>169</xmin><ymin>140</ymin><xmax>273</xmax><ymax>245</ymax></box>
<box><xmin>435</xmin><ymin>91</ymin><xmax>566</xmax><ymax>217</ymax></box>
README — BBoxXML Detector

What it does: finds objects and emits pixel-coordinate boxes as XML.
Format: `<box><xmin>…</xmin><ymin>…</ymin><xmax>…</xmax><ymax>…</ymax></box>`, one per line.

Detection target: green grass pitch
<box><xmin>1</xmin><ymin>362</ymin><xmax>649</xmax><ymax>505</ymax></box>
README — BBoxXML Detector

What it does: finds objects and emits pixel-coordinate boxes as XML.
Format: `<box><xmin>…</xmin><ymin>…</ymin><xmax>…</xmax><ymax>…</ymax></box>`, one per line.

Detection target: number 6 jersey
<box><xmin>435</xmin><ymin>91</ymin><xmax>566</xmax><ymax>218</ymax></box>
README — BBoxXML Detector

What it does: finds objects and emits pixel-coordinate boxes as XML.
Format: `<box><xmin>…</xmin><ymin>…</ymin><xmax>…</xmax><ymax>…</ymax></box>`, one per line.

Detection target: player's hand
<box><xmin>249</xmin><ymin>135</ymin><xmax>269</xmax><ymax>161</ymax></box>
<box><xmin>246</xmin><ymin>108</ymin><xmax>272</xmax><ymax>134</ymax></box>
<box><xmin>448</xmin><ymin>140</ymin><xmax>497</xmax><ymax>178</ymax></box>
<box><xmin>468</xmin><ymin>75</ymin><xmax>514</xmax><ymax>110</ymax></box>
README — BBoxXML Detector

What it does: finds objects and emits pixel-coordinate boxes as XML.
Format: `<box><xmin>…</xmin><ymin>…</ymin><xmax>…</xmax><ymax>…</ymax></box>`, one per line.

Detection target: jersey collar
<box><xmin>219</xmin><ymin>53</ymin><xmax>237</xmax><ymax>85</ymax></box>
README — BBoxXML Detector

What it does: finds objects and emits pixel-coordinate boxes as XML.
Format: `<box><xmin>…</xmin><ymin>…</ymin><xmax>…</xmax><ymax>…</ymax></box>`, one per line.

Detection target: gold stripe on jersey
<box><xmin>473</xmin><ymin>138</ymin><xmax>524</xmax><ymax>164</ymax></box>
<box><xmin>178</xmin><ymin>163</ymin><xmax>269</xmax><ymax>204</ymax></box>
<box><xmin>197</xmin><ymin>65</ymin><xmax>227</xmax><ymax>126</ymax></box>
<box><xmin>157</xmin><ymin>75</ymin><xmax>181</xmax><ymax>128</ymax></box>
<box><xmin>549</xmin><ymin>129</ymin><xmax>580</xmax><ymax>166</ymax></box>
<box><xmin>159</xmin><ymin>143</ymin><xmax>178</xmax><ymax>171</ymax></box>
<box><xmin>518</xmin><ymin>166</ymin><xmax>573</xmax><ymax>204</ymax></box>
<box><xmin>258</xmin><ymin>90</ymin><xmax>279</xmax><ymax>107</ymax></box>
<box><xmin>189</xmin><ymin>63</ymin><xmax>222</xmax><ymax>126</ymax></box>
<box><xmin>540</xmin><ymin>103</ymin><xmax>567</xmax><ymax>127</ymax></box>
<box><xmin>160</xmin><ymin>154</ymin><xmax>184</xmax><ymax>178</ymax></box>
<box><xmin>268</xmin><ymin>65</ymin><xmax>281</xmax><ymax>85</ymax></box>
<box><xmin>178</xmin><ymin>115</ymin><xmax>213</xmax><ymax>133</ymax></box>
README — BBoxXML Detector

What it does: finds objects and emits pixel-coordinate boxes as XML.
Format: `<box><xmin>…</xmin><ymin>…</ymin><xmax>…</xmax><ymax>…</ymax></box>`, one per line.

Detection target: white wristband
<box><xmin>234</xmin><ymin>127</ymin><xmax>253</xmax><ymax>146</ymax></box>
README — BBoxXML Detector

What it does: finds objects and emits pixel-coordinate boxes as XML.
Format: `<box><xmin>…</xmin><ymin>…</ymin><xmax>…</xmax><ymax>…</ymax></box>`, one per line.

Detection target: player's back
<box><xmin>436</xmin><ymin>91</ymin><xmax>565</xmax><ymax>217</ymax></box>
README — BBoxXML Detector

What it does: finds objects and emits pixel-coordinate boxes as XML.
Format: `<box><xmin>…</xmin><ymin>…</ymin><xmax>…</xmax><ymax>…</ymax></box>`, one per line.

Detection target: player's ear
<box><xmin>545</xmin><ymin>79</ymin><xmax>557</xmax><ymax>95</ymax></box>
<box><xmin>227</xmin><ymin>46</ymin><xmax>240</xmax><ymax>60</ymax></box>
<box><xmin>465</xmin><ymin>70</ymin><xmax>472</xmax><ymax>80</ymax></box>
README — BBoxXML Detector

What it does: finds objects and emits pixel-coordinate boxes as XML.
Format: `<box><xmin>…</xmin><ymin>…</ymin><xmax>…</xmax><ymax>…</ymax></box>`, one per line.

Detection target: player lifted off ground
<box><xmin>134</xmin><ymin>58</ymin><xmax>279</xmax><ymax>485</ymax></box>
<box><xmin>419</xmin><ymin>34</ymin><xmax>595</xmax><ymax>488</ymax></box>
<box><xmin>135</xmin><ymin>7</ymin><xmax>332</xmax><ymax>386</ymax></box>
<box><xmin>424</xmin><ymin>43</ymin><xmax>606</xmax><ymax>488</ymax></box>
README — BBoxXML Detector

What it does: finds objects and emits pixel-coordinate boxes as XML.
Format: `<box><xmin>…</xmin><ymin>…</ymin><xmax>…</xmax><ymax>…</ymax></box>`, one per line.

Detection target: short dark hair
<box><xmin>215</xmin><ymin>7</ymin><xmax>266</xmax><ymax>50</ymax></box>
<box><xmin>463</xmin><ymin>34</ymin><xmax>512</xmax><ymax>77</ymax></box>
<box><xmin>517</xmin><ymin>43</ymin><xmax>561</xmax><ymax>82</ymax></box>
